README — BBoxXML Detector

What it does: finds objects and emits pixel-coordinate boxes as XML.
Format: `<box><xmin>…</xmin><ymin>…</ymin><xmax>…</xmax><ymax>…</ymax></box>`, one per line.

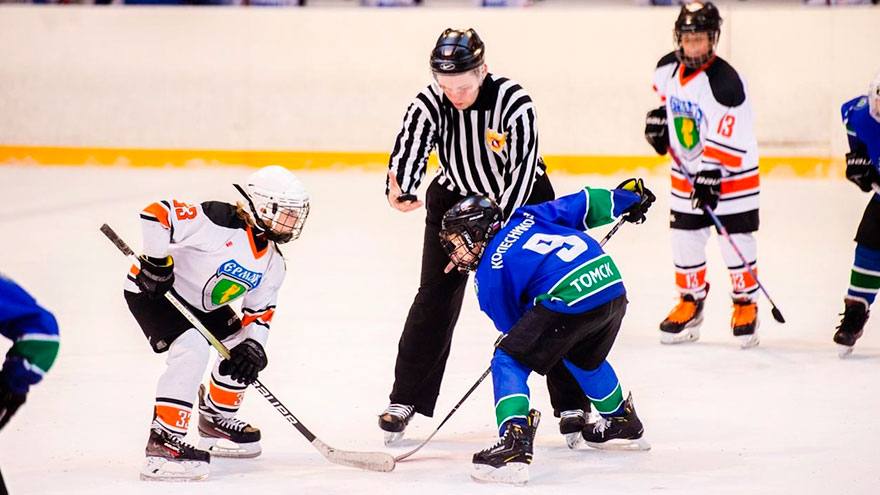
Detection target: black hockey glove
<box><xmin>219</xmin><ymin>339</ymin><xmax>268</xmax><ymax>385</ymax></box>
<box><xmin>845</xmin><ymin>151</ymin><xmax>880</xmax><ymax>193</ymax></box>
<box><xmin>691</xmin><ymin>169</ymin><xmax>722</xmax><ymax>211</ymax></box>
<box><xmin>0</xmin><ymin>372</ymin><xmax>26</xmax><ymax>432</ymax></box>
<box><xmin>644</xmin><ymin>105</ymin><xmax>669</xmax><ymax>156</ymax></box>
<box><xmin>135</xmin><ymin>255</ymin><xmax>175</xmax><ymax>299</ymax></box>
<box><xmin>616</xmin><ymin>178</ymin><xmax>656</xmax><ymax>224</ymax></box>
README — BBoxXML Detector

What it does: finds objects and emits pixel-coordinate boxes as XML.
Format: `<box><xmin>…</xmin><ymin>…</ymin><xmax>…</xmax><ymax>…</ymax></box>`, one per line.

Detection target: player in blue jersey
<box><xmin>438</xmin><ymin>179</ymin><xmax>655</xmax><ymax>485</ymax></box>
<box><xmin>0</xmin><ymin>274</ymin><xmax>60</xmax><ymax>431</ymax></box>
<box><xmin>835</xmin><ymin>72</ymin><xmax>880</xmax><ymax>357</ymax></box>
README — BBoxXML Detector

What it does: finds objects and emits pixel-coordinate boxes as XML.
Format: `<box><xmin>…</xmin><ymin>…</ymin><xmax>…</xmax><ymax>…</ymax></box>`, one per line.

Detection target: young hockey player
<box><xmin>381</xmin><ymin>27</ymin><xmax>590</xmax><ymax>446</ymax></box>
<box><xmin>644</xmin><ymin>1</ymin><xmax>762</xmax><ymax>348</ymax></box>
<box><xmin>833</xmin><ymin>71</ymin><xmax>880</xmax><ymax>357</ymax></box>
<box><xmin>0</xmin><ymin>274</ymin><xmax>60</xmax><ymax>432</ymax></box>
<box><xmin>438</xmin><ymin>180</ymin><xmax>655</xmax><ymax>485</ymax></box>
<box><xmin>123</xmin><ymin>165</ymin><xmax>309</xmax><ymax>481</ymax></box>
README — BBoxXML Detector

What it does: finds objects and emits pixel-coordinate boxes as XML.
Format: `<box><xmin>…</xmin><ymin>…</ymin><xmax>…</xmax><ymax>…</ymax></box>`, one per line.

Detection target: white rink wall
<box><xmin>0</xmin><ymin>5</ymin><xmax>878</xmax><ymax>158</ymax></box>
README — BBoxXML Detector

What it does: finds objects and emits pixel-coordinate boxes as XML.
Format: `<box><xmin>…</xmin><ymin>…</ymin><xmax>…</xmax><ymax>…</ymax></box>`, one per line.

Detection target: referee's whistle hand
<box><xmin>387</xmin><ymin>171</ymin><xmax>423</xmax><ymax>213</ymax></box>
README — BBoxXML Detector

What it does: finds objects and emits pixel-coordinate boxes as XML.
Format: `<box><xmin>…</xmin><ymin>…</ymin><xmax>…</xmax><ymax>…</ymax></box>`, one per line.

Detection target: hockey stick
<box><xmin>99</xmin><ymin>224</ymin><xmax>395</xmax><ymax>473</ymax></box>
<box><xmin>394</xmin><ymin>214</ymin><xmax>627</xmax><ymax>462</ymax></box>
<box><xmin>667</xmin><ymin>147</ymin><xmax>786</xmax><ymax>323</ymax></box>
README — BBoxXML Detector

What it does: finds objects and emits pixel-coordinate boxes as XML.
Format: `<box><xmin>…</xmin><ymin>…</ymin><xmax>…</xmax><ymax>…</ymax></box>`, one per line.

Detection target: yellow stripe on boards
<box><xmin>0</xmin><ymin>145</ymin><xmax>844</xmax><ymax>177</ymax></box>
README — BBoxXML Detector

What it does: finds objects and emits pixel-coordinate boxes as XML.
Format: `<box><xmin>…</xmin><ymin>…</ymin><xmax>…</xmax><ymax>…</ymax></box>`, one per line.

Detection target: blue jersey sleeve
<box><xmin>523</xmin><ymin>187</ymin><xmax>640</xmax><ymax>231</ymax></box>
<box><xmin>842</xmin><ymin>96</ymin><xmax>871</xmax><ymax>156</ymax></box>
<box><xmin>0</xmin><ymin>275</ymin><xmax>60</xmax><ymax>394</ymax></box>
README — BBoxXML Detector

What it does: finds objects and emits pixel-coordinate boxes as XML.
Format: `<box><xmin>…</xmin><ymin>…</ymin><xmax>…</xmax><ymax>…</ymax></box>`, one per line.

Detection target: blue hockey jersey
<box><xmin>475</xmin><ymin>187</ymin><xmax>640</xmax><ymax>333</ymax></box>
<box><xmin>842</xmin><ymin>96</ymin><xmax>880</xmax><ymax>182</ymax></box>
<box><xmin>0</xmin><ymin>274</ymin><xmax>59</xmax><ymax>394</ymax></box>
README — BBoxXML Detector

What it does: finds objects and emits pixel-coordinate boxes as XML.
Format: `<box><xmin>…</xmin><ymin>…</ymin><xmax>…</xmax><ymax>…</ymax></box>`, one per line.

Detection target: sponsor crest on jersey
<box><xmin>669</xmin><ymin>96</ymin><xmax>705</xmax><ymax>160</ymax></box>
<box><xmin>203</xmin><ymin>260</ymin><xmax>264</xmax><ymax>309</ymax></box>
<box><xmin>485</xmin><ymin>128</ymin><xmax>507</xmax><ymax>154</ymax></box>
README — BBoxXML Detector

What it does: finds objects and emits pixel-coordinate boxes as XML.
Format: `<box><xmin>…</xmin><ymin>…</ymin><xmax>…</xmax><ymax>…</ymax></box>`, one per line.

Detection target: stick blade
<box><xmin>315</xmin><ymin>440</ymin><xmax>395</xmax><ymax>472</ymax></box>
<box><xmin>771</xmin><ymin>307</ymin><xmax>785</xmax><ymax>323</ymax></box>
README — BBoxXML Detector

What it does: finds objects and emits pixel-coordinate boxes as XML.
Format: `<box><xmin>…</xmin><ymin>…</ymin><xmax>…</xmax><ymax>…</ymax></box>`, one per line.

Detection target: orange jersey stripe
<box><xmin>671</xmin><ymin>175</ymin><xmax>692</xmax><ymax>194</ymax></box>
<box><xmin>143</xmin><ymin>202</ymin><xmax>171</xmax><ymax>229</ymax></box>
<box><xmin>242</xmin><ymin>308</ymin><xmax>275</xmax><ymax>328</ymax></box>
<box><xmin>704</xmin><ymin>146</ymin><xmax>743</xmax><ymax>168</ymax></box>
<box><xmin>246</xmin><ymin>225</ymin><xmax>268</xmax><ymax>259</ymax></box>
<box><xmin>720</xmin><ymin>174</ymin><xmax>760</xmax><ymax>195</ymax></box>
<box><xmin>129</xmin><ymin>264</ymin><xmax>140</xmax><ymax>276</ymax></box>
<box><xmin>209</xmin><ymin>381</ymin><xmax>244</xmax><ymax>408</ymax></box>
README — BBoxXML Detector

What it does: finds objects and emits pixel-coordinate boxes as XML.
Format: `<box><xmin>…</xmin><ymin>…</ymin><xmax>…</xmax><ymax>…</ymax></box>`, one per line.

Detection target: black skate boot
<box><xmin>197</xmin><ymin>385</ymin><xmax>261</xmax><ymax>458</ymax></box>
<box><xmin>660</xmin><ymin>285</ymin><xmax>709</xmax><ymax>344</ymax></box>
<box><xmin>581</xmin><ymin>393</ymin><xmax>650</xmax><ymax>451</ymax></box>
<box><xmin>378</xmin><ymin>403</ymin><xmax>415</xmax><ymax>446</ymax></box>
<box><xmin>558</xmin><ymin>409</ymin><xmax>587</xmax><ymax>449</ymax></box>
<box><xmin>141</xmin><ymin>427</ymin><xmax>210</xmax><ymax>481</ymax></box>
<box><xmin>471</xmin><ymin>409</ymin><xmax>540</xmax><ymax>485</ymax></box>
<box><xmin>731</xmin><ymin>297</ymin><xmax>760</xmax><ymax>349</ymax></box>
<box><xmin>834</xmin><ymin>299</ymin><xmax>869</xmax><ymax>358</ymax></box>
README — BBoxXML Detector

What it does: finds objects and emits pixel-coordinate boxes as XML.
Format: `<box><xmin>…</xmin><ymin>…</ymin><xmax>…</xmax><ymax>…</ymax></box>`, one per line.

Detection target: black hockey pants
<box><xmin>389</xmin><ymin>174</ymin><xmax>591</xmax><ymax>417</ymax></box>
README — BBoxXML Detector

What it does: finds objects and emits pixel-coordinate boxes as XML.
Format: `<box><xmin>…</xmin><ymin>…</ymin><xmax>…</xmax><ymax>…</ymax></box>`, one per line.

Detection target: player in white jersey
<box><xmin>123</xmin><ymin>166</ymin><xmax>309</xmax><ymax>481</ymax></box>
<box><xmin>644</xmin><ymin>1</ymin><xmax>761</xmax><ymax>348</ymax></box>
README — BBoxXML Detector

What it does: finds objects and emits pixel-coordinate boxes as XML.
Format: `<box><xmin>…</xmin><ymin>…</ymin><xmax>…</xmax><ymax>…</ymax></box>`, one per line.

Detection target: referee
<box><xmin>380</xmin><ymin>28</ymin><xmax>590</xmax><ymax>446</ymax></box>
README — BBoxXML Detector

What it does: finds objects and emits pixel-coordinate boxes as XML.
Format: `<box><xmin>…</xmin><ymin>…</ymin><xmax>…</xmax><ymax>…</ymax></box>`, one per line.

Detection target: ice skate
<box><xmin>471</xmin><ymin>409</ymin><xmax>540</xmax><ymax>486</ymax></box>
<box><xmin>834</xmin><ymin>299</ymin><xmax>869</xmax><ymax>358</ymax></box>
<box><xmin>141</xmin><ymin>427</ymin><xmax>210</xmax><ymax>482</ymax></box>
<box><xmin>197</xmin><ymin>385</ymin><xmax>262</xmax><ymax>458</ymax></box>
<box><xmin>731</xmin><ymin>297</ymin><xmax>760</xmax><ymax>349</ymax></box>
<box><xmin>379</xmin><ymin>403</ymin><xmax>414</xmax><ymax>445</ymax></box>
<box><xmin>582</xmin><ymin>393</ymin><xmax>650</xmax><ymax>451</ymax></box>
<box><xmin>558</xmin><ymin>409</ymin><xmax>587</xmax><ymax>449</ymax></box>
<box><xmin>659</xmin><ymin>288</ymin><xmax>707</xmax><ymax>344</ymax></box>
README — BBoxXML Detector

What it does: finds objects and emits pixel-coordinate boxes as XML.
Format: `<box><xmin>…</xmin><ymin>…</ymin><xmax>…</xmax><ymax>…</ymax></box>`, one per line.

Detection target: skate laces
<box><xmin>384</xmin><ymin>404</ymin><xmax>414</xmax><ymax>420</ymax></box>
<box><xmin>215</xmin><ymin>416</ymin><xmax>249</xmax><ymax>432</ymax></box>
<box><xmin>560</xmin><ymin>409</ymin><xmax>585</xmax><ymax>420</ymax></box>
<box><xmin>591</xmin><ymin>417</ymin><xmax>611</xmax><ymax>436</ymax></box>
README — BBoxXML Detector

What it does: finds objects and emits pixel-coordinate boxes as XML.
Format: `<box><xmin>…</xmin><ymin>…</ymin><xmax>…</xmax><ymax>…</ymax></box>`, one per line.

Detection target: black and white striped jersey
<box><xmin>387</xmin><ymin>73</ymin><xmax>546</xmax><ymax>218</ymax></box>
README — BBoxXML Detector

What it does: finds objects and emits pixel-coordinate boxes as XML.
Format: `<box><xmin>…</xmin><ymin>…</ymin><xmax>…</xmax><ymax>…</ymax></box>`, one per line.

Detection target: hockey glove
<box><xmin>691</xmin><ymin>169</ymin><xmax>722</xmax><ymax>211</ymax></box>
<box><xmin>0</xmin><ymin>372</ymin><xmax>26</xmax><ymax>432</ymax></box>
<box><xmin>644</xmin><ymin>106</ymin><xmax>669</xmax><ymax>156</ymax></box>
<box><xmin>845</xmin><ymin>151</ymin><xmax>880</xmax><ymax>193</ymax></box>
<box><xmin>219</xmin><ymin>339</ymin><xmax>268</xmax><ymax>385</ymax></box>
<box><xmin>616</xmin><ymin>178</ymin><xmax>656</xmax><ymax>224</ymax></box>
<box><xmin>135</xmin><ymin>255</ymin><xmax>175</xmax><ymax>299</ymax></box>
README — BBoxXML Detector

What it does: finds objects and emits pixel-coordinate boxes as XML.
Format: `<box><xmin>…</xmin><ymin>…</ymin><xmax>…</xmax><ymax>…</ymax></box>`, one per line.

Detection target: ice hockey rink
<box><xmin>0</xmin><ymin>164</ymin><xmax>877</xmax><ymax>494</ymax></box>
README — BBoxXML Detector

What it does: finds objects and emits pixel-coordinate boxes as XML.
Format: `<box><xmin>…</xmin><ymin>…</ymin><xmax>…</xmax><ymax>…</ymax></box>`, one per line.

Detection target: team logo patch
<box><xmin>204</xmin><ymin>260</ymin><xmax>264</xmax><ymax>309</ymax></box>
<box><xmin>485</xmin><ymin>128</ymin><xmax>507</xmax><ymax>154</ymax></box>
<box><xmin>674</xmin><ymin>116</ymin><xmax>700</xmax><ymax>150</ymax></box>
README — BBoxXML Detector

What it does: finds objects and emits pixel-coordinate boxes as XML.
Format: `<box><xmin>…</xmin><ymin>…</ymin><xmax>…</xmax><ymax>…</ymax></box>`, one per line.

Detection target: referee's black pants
<box><xmin>389</xmin><ymin>174</ymin><xmax>591</xmax><ymax>417</ymax></box>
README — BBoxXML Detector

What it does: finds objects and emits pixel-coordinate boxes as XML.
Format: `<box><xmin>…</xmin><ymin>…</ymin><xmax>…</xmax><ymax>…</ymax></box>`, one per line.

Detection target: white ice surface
<box><xmin>0</xmin><ymin>166</ymin><xmax>878</xmax><ymax>494</ymax></box>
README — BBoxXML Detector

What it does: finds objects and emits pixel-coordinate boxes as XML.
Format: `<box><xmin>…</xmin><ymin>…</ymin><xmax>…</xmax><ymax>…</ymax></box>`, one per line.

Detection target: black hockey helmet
<box><xmin>674</xmin><ymin>1</ymin><xmax>722</xmax><ymax>69</ymax></box>
<box><xmin>430</xmin><ymin>28</ymin><xmax>485</xmax><ymax>74</ymax></box>
<box><xmin>439</xmin><ymin>195</ymin><xmax>502</xmax><ymax>272</ymax></box>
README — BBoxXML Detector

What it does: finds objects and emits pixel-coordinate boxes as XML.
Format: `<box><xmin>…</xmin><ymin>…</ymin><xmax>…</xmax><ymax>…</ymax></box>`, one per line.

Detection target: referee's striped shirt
<box><xmin>387</xmin><ymin>73</ymin><xmax>546</xmax><ymax>218</ymax></box>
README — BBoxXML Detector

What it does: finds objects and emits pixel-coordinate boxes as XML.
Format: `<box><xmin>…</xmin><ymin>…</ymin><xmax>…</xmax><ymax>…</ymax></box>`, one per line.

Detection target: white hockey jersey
<box><xmin>124</xmin><ymin>200</ymin><xmax>286</xmax><ymax>346</ymax></box>
<box><xmin>653</xmin><ymin>52</ymin><xmax>760</xmax><ymax>216</ymax></box>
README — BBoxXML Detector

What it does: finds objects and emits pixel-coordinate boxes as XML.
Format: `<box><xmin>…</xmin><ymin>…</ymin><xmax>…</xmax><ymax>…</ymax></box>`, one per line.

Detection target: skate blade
<box><xmin>660</xmin><ymin>326</ymin><xmax>700</xmax><ymax>345</ymax></box>
<box><xmin>564</xmin><ymin>431</ymin><xmax>584</xmax><ymax>449</ymax></box>
<box><xmin>837</xmin><ymin>344</ymin><xmax>854</xmax><ymax>359</ymax></box>
<box><xmin>737</xmin><ymin>334</ymin><xmax>760</xmax><ymax>349</ymax></box>
<box><xmin>471</xmin><ymin>463</ymin><xmax>529</xmax><ymax>486</ymax></box>
<box><xmin>383</xmin><ymin>429</ymin><xmax>406</xmax><ymax>446</ymax></box>
<box><xmin>585</xmin><ymin>436</ymin><xmax>651</xmax><ymax>451</ymax></box>
<box><xmin>199</xmin><ymin>437</ymin><xmax>261</xmax><ymax>459</ymax></box>
<box><xmin>140</xmin><ymin>456</ymin><xmax>209</xmax><ymax>482</ymax></box>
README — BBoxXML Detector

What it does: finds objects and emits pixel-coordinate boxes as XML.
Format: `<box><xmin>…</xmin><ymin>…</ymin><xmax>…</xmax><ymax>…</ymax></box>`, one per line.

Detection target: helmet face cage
<box><xmin>253</xmin><ymin>198</ymin><xmax>310</xmax><ymax>244</ymax></box>
<box><xmin>869</xmin><ymin>73</ymin><xmax>880</xmax><ymax>123</ymax></box>
<box><xmin>439</xmin><ymin>196</ymin><xmax>502</xmax><ymax>272</ymax></box>
<box><xmin>673</xmin><ymin>2</ymin><xmax>722</xmax><ymax>69</ymax></box>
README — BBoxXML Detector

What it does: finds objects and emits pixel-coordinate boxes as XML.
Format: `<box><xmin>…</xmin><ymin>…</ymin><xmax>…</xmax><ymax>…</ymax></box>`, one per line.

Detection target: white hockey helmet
<box><xmin>235</xmin><ymin>165</ymin><xmax>310</xmax><ymax>243</ymax></box>
<box><xmin>869</xmin><ymin>71</ymin><xmax>880</xmax><ymax>123</ymax></box>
